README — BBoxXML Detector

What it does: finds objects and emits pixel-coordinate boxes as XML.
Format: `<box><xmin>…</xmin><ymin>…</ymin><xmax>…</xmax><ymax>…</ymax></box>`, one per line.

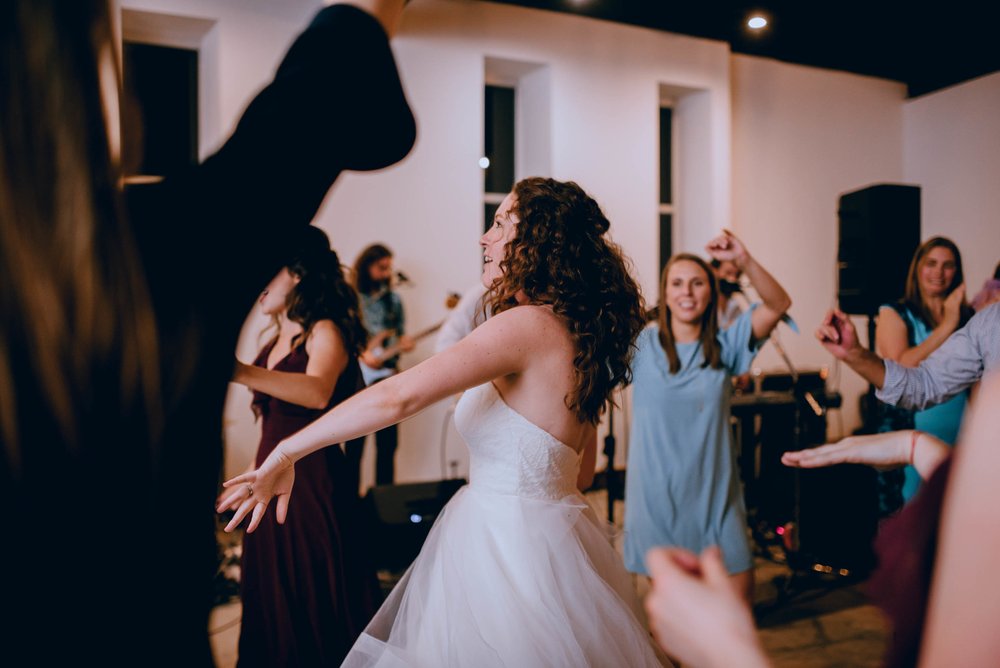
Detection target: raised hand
<box><xmin>645</xmin><ymin>547</ymin><xmax>766</xmax><ymax>668</ymax></box>
<box><xmin>218</xmin><ymin>449</ymin><xmax>296</xmax><ymax>533</ymax></box>
<box><xmin>705</xmin><ymin>229</ymin><xmax>749</xmax><ymax>266</ymax></box>
<box><xmin>942</xmin><ymin>283</ymin><xmax>966</xmax><ymax>329</ymax></box>
<box><xmin>815</xmin><ymin>308</ymin><xmax>860</xmax><ymax>360</ymax></box>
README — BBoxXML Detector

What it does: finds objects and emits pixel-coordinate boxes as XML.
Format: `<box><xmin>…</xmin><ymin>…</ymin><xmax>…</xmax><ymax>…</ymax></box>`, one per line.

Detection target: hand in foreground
<box><xmin>645</xmin><ymin>546</ymin><xmax>767</xmax><ymax>668</ymax></box>
<box><xmin>815</xmin><ymin>308</ymin><xmax>860</xmax><ymax>359</ymax></box>
<box><xmin>784</xmin><ymin>430</ymin><xmax>950</xmax><ymax>480</ymax></box>
<box><xmin>782</xmin><ymin>432</ymin><xmax>912</xmax><ymax>471</ymax></box>
<box><xmin>705</xmin><ymin>229</ymin><xmax>749</xmax><ymax>266</ymax></box>
<box><xmin>217</xmin><ymin>449</ymin><xmax>296</xmax><ymax>533</ymax></box>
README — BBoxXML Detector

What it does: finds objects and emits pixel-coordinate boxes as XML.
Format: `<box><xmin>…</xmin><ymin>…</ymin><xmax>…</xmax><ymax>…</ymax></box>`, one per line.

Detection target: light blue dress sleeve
<box><xmin>718</xmin><ymin>305</ymin><xmax>762</xmax><ymax>375</ymax></box>
<box><xmin>630</xmin><ymin>324</ymin><xmax>657</xmax><ymax>378</ymax></box>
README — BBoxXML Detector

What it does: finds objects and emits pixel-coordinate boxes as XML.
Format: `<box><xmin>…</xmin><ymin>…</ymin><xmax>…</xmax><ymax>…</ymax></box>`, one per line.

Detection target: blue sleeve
<box><xmin>719</xmin><ymin>306</ymin><xmax>761</xmax><ymax>375</ymax></box>
<box><xmin>628</xmin><ymin>325</ymin><xmax>658</xmax><ymax>385</ymax></box>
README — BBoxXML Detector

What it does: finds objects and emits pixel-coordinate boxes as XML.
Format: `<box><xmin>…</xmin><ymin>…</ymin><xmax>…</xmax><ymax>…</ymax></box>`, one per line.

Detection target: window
<box><xmin>483</xmin><ymin>85</ymin><xmax>515</xmax><ymax>231</ymax></box>
<box><xmin>122</xmin><ymin>42</ymin><xmax>198</xmax><ymax>183</ymax></box>
<box><xmin>658</xmin><ymin>105</ymin><xmax>674</xmax><ymax>277</ymax></box>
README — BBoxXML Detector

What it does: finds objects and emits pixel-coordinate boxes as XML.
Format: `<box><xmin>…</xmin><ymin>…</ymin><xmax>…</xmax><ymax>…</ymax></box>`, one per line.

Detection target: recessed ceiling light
<box><xmin>479</xmin><ymin>156</ymin><xmax>491</xmax><ymax>169</ymax></box>
<box><xmin>747</xmin><ymin>16</ymin><xmax>767</xmax><ymax>30</ymax></box>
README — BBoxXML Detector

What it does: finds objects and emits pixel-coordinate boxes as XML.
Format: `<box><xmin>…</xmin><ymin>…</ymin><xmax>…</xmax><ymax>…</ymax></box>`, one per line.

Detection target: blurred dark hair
<box><xmin>285</xmin><ymin>244</ymin><xmax>368</xmax><ymax>358</ymax></box>
<box><xmin>0</xmin><ymin>0</ymin><xmax>161</xmax><ymax>467</ymax></box>
<box><xmin>657</xmin><ymin>254</ymin><xmax>722</xmax><ymax>374</ymax></box>
<box><xmin>352</xmin><ymin>243</ymin><xmax>392</xmax><ymax>295</ymax></box>
<box><xmin>485</xmin><ymin>177</ymin><xmax>645</xmax><ymax>424</ymax></box>
<box><xmin>903</xmin><ymin>236</ymin><xmax>972</xmax><ymax>327</ymax></box>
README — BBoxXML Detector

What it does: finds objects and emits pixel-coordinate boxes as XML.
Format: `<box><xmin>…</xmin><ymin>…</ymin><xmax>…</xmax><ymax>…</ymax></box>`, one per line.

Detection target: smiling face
<box><xmin>479</xmin><ymin>192</ymin><xmax>519</xmax><ymax>289</ymax></box>
<box><xmin>258</xmin><ymin>267</ymin><xmax>300</xmax><ymax>316</ymax></box>
<box><xmin>918</xmin><ymin>245</ymin><xmax>957</xmax><ymax>299</ymax></box>
<box><xmin>664</xmin><ymin>259</ymin><xmax>713</xmax><ymax>327</ymax></box>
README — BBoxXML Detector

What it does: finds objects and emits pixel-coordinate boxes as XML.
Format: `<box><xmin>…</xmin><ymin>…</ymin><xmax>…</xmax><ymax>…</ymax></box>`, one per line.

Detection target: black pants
<box><xmin>344</xmin><ymin>423</ymin><xmax>398</xmax><ymax>495</ymax></box>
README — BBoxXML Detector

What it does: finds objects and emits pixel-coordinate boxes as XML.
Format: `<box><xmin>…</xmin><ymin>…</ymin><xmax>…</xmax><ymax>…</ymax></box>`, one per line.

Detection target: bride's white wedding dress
<box><xmin>344</xmin><ymin>382</ymin><xmax>667</xmax><ymax>667</ymax></box>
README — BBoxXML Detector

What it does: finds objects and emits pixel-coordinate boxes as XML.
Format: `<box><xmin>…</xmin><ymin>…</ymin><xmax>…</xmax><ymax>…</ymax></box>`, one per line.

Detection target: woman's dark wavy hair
<box><xmin>657</xmin><ymin>254</ymin><xmax>722</xmax><ymax>374</ymax></box>
<box><xmin>903</xmin><ymin>236</ymin><xmax>973</xmax><ymax>328</ymax></box>
<box><xmin>352</xmin><ymin>243</ymin><xmax>392</xmax><ymax>296</ymax></box>
<box><xmin>485</xmin><ymin>177</ymin><xmax>645</xmax><ymax>425</ymax></box>
<box><xmin>282</xmin><ymin>244</ymin><xmax>368</xmax><ymax>358</ymax></box>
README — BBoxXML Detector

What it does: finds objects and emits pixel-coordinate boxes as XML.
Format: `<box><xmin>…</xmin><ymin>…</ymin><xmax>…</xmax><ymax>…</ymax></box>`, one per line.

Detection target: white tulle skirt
<box><xmin>343</xmin><ymin>486</ymin><xmax>668</xmax><ymax>667</ymax></box>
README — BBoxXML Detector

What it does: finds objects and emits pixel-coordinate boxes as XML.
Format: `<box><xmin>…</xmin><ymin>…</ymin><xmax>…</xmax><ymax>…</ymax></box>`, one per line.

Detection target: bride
<box><xmin>221</xmin><ymin>177</ymin><xmax>667</xmax><ymax>666</ymax></box>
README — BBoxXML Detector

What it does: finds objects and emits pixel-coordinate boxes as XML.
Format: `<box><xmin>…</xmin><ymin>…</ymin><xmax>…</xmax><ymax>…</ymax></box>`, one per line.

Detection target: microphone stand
<box><xmin>759</xmin><ymin>329</ymin><xmax>856</xmax><ymax>616</ymax></box>
<box><xmin>603</xmin><ymin>400</ymin><xmax>617</xmax><ymax>523</ymax></box>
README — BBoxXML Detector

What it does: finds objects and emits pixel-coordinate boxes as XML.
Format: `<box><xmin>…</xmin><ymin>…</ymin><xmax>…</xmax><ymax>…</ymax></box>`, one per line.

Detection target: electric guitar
<box><xmin>360</xmin><ymin>292</ymin><xmax>460</xmax><ymax>385</ymax></box>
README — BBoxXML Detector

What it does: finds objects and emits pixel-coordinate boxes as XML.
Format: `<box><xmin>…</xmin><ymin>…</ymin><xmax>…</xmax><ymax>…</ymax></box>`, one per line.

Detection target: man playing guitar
<box><xmin>349</xmin><ymin>243</ymin><xmax>413</xmax><ymax>488</ymax></box>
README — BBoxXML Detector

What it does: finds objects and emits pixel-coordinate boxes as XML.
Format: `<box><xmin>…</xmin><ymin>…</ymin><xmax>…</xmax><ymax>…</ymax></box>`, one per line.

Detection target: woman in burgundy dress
<box><xmin>220</xmin><ymin>229</ymin><xmax>379</xmax><ymax>666</ymax></box>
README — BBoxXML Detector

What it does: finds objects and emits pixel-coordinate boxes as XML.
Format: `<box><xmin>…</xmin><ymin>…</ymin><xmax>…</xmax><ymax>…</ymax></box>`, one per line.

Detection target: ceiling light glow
<box><xmin>747</xmin><ymin>16</ymin><xmax>767</xmax><ymax>30</ymax></box>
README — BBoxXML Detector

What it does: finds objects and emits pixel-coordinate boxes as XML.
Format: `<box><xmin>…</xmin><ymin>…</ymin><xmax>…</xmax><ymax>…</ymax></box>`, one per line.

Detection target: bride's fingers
<box><xmin>246</xmin><ymin>502</ymin><xmax>267</xmax><ymax>534</ymax></box>
<box><xmin>223</xmin><ymin>472</ymin><xmax>256</xmax><ymax>488</ymax></box>
<box><xmin>225</xmin><ymin>497</ymin><xmax>255</xmax><ymax>532</ymax></box>
<box><xmin>216</xmin><ymin>487</ymin><xmax>248</xmax><ymax>512</ymax></box>
<box><xmin>276</xmin><ymin>493</ymin><xmax>290</xmax><ymax>525</ymax></box>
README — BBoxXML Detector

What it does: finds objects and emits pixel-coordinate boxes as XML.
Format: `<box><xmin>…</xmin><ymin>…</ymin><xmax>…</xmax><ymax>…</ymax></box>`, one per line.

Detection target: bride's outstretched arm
<box><xmin>222</xmin><ymin>305</ymin><xmax>554</xmax><ymax>531</ymax></box>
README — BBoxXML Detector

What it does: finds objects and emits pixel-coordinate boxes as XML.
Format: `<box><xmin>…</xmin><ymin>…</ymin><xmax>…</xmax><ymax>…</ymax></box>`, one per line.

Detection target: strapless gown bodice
<box><xmin>343</xmin><ymin>382</ymin><xmax>668</xmax><ymax>667</ymax></box>
<box><xmin>455</xmin><ymin>382</ymin><xmax>581</xmax><ymax>501</ymax></box>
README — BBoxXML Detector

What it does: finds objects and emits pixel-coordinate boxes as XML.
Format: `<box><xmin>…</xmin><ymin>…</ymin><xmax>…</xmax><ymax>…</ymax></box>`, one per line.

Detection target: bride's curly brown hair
<box><xmin>486</xmin><ymin>177</ymin><xmax>645</xmax><ymax>425</ymax></box>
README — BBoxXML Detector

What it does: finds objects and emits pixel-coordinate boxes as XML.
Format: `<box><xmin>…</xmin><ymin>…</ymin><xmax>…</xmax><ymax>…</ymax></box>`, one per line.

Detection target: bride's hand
<box><xmin>218</xmin><ymin>448</ymin><xmax>296</xmax><ymax>533</ymax></box>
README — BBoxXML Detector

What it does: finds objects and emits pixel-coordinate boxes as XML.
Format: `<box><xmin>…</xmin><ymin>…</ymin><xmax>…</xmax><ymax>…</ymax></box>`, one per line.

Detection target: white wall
<box><xmin>730</xmin><ymin>55</ymin><xmax>906</xmax><ymax>436</ymax></box>
<box><xmin>120</xmin><ymin>0</ymin><xmax>733</xmax><ymax>483</ymax></box>
<box><xmin>903</xmin><ymin>72</ymin><xmax>1000</xmax><ymax>288</ymax></box>
<box><xmin>341</xmin><ymin>0</ymin><xmax>733</xmax><ymax>482</ymax></box>
<box><xmin>120</xmin><ymin>0</ymin><xmax>998</xmax><ymax>487</ymax></box>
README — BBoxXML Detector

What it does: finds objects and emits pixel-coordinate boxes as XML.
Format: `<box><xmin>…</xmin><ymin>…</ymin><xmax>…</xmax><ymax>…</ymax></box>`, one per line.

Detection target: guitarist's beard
<box><xmin>368</xmin><ymin>278</ymin><xmax>392</xmax><ymax>297</ymax></box>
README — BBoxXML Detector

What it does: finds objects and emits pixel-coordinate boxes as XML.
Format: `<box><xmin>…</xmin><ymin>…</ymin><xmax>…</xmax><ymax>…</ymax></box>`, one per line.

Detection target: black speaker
<box><xmin>795</xmin><ymin>464</ymin><xmax>878</xmax><ymax>574</ymax></box>
<box><xmin>838</xmin><ymin>184</ymin><xmax>921</xmax><ymax>315</ymax></box>
<box><xmin>364</xmin><ymin>479</ymin><xmax>466</xmax><ymax>572</ymax></box>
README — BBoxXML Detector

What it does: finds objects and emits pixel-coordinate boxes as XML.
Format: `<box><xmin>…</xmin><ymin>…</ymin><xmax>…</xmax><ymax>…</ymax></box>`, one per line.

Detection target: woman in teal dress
<box><xmin>625</xmin><ymin>231</ymin><xmax>791</xmax><ymax>603</ymax></box>
<box><xmin>875</xmin><ymin>236</ymin><xmax>973</xmax><ymax>505</ymax></box>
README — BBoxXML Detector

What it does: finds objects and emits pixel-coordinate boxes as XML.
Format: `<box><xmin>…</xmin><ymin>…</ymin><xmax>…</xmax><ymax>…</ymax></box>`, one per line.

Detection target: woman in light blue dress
<box><xmin>625</xmin><ymin>232</ymin><xmax>791</xmax><ymax>603</ymax></box>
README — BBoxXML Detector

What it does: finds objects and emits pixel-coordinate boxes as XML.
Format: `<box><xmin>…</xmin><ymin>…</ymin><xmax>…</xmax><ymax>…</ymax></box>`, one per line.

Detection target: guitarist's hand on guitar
<box><xmin>362</xmin><ymin>330</ymin><xmax>395</xmax><ymax>369</ymax></box>
<box><xmin>360</xmin><ymin>349</ymin><xmax>383</xmax><ymax>369</ymax></box>
<box><xmin>360</xmin><ymin>293</ymin><xmax>461</xmax><ymax>384</ymax></box>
